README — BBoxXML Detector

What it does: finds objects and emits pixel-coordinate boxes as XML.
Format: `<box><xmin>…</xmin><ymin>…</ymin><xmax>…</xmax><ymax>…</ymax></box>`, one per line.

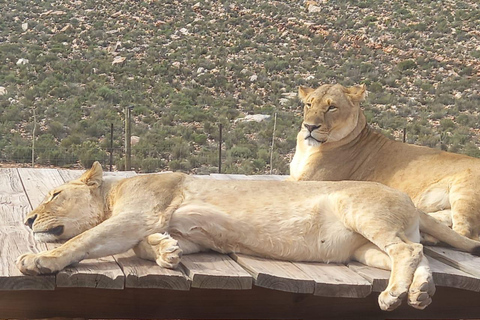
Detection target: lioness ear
<box><xmin>79</xmin><ymin>161</ymin><xmax>103</xmax><ymax>187</ymax></box>
<box><xmin>298</xmin><ymin>86</ymin><xmax>315</xmax><ymax>102</ymax></box>
<box><xmin>345</xmin><ymin>84</ymin><xmax>367</xmax><ymax>103</ymax></box>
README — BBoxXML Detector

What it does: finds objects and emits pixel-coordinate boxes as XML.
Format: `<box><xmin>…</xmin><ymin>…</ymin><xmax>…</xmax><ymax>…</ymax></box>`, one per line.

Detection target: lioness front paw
<box><xmin>147</xmin><ymin>233</ymin><xmax>183</xmax><ymax>269</ymax></box>
<box><xmin>16</xmin><ymin>253</ymin><xmax>59</xmax><ymax>275</ymax></box>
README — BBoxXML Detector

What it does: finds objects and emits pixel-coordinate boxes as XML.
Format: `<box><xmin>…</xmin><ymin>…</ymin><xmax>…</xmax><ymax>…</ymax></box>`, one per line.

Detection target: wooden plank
<box><xmin>56</xmin><ymin>256</ymin><xmax>125</xmax><ymax>289</ymax></box>
<box><xmin>58</xmin><ymin>168</ymin><xmax>137</xmax><ymax>182</ymax></box>
<box><xmin>428</xmin><ymin>256</ymin><xmax>480</xmax><ymax>291</ymax></box>
<box><xmin>17</xmin><ymin>168</ymin><xmax>65</xmax><ymax>207</ymax></box>
<box><xmin>348</xmin><ymin>262</ymin><xmax>390</xmax><ymax>292</ymax></box>
<box><xmin>232</xmin><ymin>253</ymin><xmax>314</xmax><ymax>294</ymax></box>
<box><xmin>425</xmin><ymin>246</ymin><xmax>480</xmax><ymax>278</ymax></box>
<box><xmin>0</xmin><ymin>168</ymin><xmax>32</xmax><ymax>226</ymax></box>
<box><xmin>115</xmin><ymin>250</ymin><xmax>190</xmax><ymax>290</ymax></box>
<box><xmin>0</xmin><ymin>226</ymin><xmax>55</xmax><ymax>290</ymax></box>
<box><xmin>18</xmin><ymin>168</ymin><xmax>126</xmax><ymax>289</ymax></box>
<box><xmin>0</xmin><ymin>169</ymin><xmax>55</xmax><ymax>290</ymax></box>
<box><xmin>294</xmin><ymin>262</ymin><xmax>372</xmax><ymax>298</ymax></box>
<box><xmin>181</xmin><ymin>252</ymin><xmax>252</xmax><ymax>290</ymax></box>
<box><xmin>208</xmin><ymin>173</ymin><xmax>234</xmax><ymax>180</ymax></box>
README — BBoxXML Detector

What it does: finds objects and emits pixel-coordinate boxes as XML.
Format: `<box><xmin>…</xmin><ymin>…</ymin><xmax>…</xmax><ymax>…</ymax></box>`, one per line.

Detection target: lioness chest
<box><xmin>167</xmin><ymin>178</ymin><xmax>368</xmax><ymax>262</ymax></box>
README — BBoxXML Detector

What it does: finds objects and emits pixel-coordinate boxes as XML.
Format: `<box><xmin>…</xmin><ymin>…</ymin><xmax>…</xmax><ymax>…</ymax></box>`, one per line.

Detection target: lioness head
<box><xmin>298</xmin><ymin>83</ymin><xmax>367</xmax><ymax>146</ymax></box>
<box><xmin>24</xmin><ymin>162</ymin><xmax>105</xmax><ymax>242</ymax></box>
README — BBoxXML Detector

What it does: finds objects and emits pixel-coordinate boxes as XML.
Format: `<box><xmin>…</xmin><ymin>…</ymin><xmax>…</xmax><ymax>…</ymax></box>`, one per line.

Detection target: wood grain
<box><xmin>0</xmin><ymin>169</ymin><xmax>55</xmax><ymax>290</ymax></box>
<box><xmin>0</xmin><ymin>168</ymin><xmax>31</xmax><ymax>226</ymax></box>
<box><xmin>115</xmin><ymin>250</ymin><xmax>190</xmax><ymax>290</ymax></box>
<box><xmin>232</xmin><ymin>253</ymin><xmax>315</xmax><ymax>293</ymax></box>
<box><xmin>428</xmin><ymin>256</ymin><xmax>480</xmax><ymax>292</ymax></box>
<box><xmin>348</xmin><ymin>262</ymin><xmax>390</xmax><ymax>292</ymax></box>
<box><xmin>181</xmin><ymin>252</ymin><xmax>252</xmax><ymax>289</ymax></box>
<box><xmin>425</xmin><ymin>246</ymin><xmax>480</xmax><ymax>278</ymax></box>
<box><xmin>294</xmin><ymin>261</ymin><xmax>372</xmax><ymax>297</ymax></box>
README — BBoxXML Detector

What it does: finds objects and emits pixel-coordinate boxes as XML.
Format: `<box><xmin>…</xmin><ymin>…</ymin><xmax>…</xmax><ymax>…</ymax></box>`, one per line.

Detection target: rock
<box><xmin>235</xmin><ymin>114</ymin><xmax>271</xmax><ymax>123</ymax></box>
<box><xmin>131</xmin><ymin>135</ymin><xmax>140</xmax><ymax>146</ymax></box>
<box><xmin>250</xmin><ymin>74</ymin><xmax>258</xmax><ymax>82</ymax></box>
<box><xmin>112</xmin><ymin>56</ymin><xmax>126</xmax><ymax>65</ymax></box>
<box><xmin>197</xmin><ymin>67</ymin><xmax>205</xmax><ymax>73</ymax></box>
<box><xmin>16</xmin><ymin>58</ymin><xmax>29</xmax><ymax>65</ymax></box>
<box><xmin>0</xmin><ymin>86</ymin><xmax>6</xmax><ymax>95</ymax></box>
<box><xmin>22</xmin><ymin>23</ymin><xmax>28</xmax><ymax>31</ymax></box>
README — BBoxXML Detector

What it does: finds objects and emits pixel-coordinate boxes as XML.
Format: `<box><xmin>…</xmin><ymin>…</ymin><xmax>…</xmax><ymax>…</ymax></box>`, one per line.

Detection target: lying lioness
<box><xmin>17</xmin><ymin>162</ymin><xmax>480</xmax><ymax>311</ymax></box>
<box><xmin>290</xmin><ymin>83</ymin><xmax>480</xmax><ymax>240</ymax></box>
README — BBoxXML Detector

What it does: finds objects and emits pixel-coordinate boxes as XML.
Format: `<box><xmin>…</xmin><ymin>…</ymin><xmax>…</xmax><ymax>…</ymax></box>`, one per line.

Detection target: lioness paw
<box><xmin>408</xmin><ymin>272</ymin><xmax>435</xmax><ymax>310</ymax></box>
<box><xmin>16</xmin><ymin>253</ymin><xmax>56</xmax><ymax>276</ymax></box>
<box><xmin>378</xmin><ymin>290</ymin><xmax>406</xmax><ymax>311</ymax></box>
<box><xmin>147</xmin><ymin>233</ymin><xmax>183</xmax><ymax>269</ymax></box>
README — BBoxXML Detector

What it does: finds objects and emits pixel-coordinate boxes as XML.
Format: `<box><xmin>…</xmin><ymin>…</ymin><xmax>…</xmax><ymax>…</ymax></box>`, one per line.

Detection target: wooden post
<box><xmin>109</xmin><ymin>123</ymin><xmax>114</xmax><ymax>172</ymax></box>
<box><xmin>125</xmin><ymin>107</ymin><xmax>133</xmax><ymax>171</ymax></box>
<box><xmin>31</xmin><ymin>107</ymin><xmax>36</xmax><ymax>167</ymax></box>
<box><xmin>403</xmin><ymin>127</ymin><xmax>406</xmax><ymax>143</ymax></box>
<box><xmin>270</xmin><ymin>112</ymin><xmax>277</xmax><ymax>174</ymax></box>
<box><xmin>218</xmin><ymin>123</ymin><xmax>223</xmax><ymax>174</ymax></box>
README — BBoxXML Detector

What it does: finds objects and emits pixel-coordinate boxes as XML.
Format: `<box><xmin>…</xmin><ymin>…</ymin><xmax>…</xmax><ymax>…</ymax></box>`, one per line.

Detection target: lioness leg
<box><xmin>421</xmin><ymin>210</ymin><xmax>452</xmax><ymax>245</ymax></box>
<box><xmin>17</xmin><ymin>216</ymin><xmax>161</xmax><ymax>275</ymax></box>
<box><xmin>375</xmin><ymin>240</ymin><xmax>425</xmax><ymax>311</ymax></box>
<box><xmin>353</xmin><ymin>243</ymin><xmax>391</xmax><ymax>270</ymax></box>
<box><xmin>449</xmin><ymin>173</ymin><xmax>480</xmax><ymax>239</ymax></box>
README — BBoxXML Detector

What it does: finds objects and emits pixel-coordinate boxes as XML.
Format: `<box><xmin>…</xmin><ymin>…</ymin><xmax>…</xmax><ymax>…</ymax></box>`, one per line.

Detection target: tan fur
<box><xmin>290</xmin><ymin>83</ymin><xmax>480</xmax><ymax>240</ymax></box>
<box><xmin>16</xmin><ymin>163</ymin><xmax>480</xmax><ymax>310</ymax></box>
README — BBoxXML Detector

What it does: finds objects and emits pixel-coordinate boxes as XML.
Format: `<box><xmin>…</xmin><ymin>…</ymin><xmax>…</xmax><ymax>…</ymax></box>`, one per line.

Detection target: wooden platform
<box><xmin>2</xmin><ymin>168</ymin><xmax>480</xmax><ymax>319</ymax></box>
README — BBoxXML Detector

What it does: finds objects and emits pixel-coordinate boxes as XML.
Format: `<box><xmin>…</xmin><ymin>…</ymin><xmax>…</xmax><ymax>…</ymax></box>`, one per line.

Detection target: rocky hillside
<box><xmin>0</xmin><ymin>0</ymin><xmax>479</xmax><ymax>173</ymax></box>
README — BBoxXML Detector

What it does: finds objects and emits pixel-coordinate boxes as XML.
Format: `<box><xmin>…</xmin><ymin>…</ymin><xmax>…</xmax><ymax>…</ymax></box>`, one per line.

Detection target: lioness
<box><xmin>290</xmin><ymin>83</ymin><xmax>480</xmax><ymax>240</ymax></box>
<box><xmin>17</xmin><ymin>163</ymin><xmax>480</xmax><ymax>310</ymax></box>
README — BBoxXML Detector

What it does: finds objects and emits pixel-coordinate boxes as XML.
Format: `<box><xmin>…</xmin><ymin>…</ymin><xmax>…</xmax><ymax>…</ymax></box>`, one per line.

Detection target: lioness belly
<box><xmin>168</xmin><ymin>180</ymin><xmax>368</xmax><ymax>262</ymax></box>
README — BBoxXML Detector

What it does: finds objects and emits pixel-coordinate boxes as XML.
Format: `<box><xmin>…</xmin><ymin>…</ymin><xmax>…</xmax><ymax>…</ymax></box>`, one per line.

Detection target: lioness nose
<box><xmin>25</xmin><ymin>214</ymin><xmax>37</xmax><ymax>229</ymax></box>
<box><xmin>304</xmin><ymin>123</ymin><xmax>321</xmax><ymax>132</ymax></box>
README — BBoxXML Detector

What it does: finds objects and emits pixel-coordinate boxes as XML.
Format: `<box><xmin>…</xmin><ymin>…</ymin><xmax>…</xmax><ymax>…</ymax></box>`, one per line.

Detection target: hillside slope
<box><xmin>0</xmin><ymin>0</ymin><xmax>479</xmax><ymax>173</ymax></box>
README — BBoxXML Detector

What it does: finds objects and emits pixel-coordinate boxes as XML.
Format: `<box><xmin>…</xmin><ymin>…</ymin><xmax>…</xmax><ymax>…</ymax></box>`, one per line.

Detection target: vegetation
<box><xmin>0</xmin><ymin>0</ymin><xmax>479</xmax><ymax>173</ymax></box>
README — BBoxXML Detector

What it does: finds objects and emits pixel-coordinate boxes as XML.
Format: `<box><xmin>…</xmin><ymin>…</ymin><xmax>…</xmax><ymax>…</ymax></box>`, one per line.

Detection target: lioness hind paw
<box><xmin>148</xmin><ymin>234</ymin><xmax>183</xmax><ymax>269</ymax></box>
<box><xmin>408</xmin><ymin>279</ymin><xmax>435</xmax><ymax>310</ymax></box>
<box><xmin>156</xmin><ymin>247</ymin><xmax>183</xmax><ymax>269</ymax></box>
<box><xmin>378</xmin><ymin>290</ymin><xmax>406</xmax><ymax>311</ymax></box>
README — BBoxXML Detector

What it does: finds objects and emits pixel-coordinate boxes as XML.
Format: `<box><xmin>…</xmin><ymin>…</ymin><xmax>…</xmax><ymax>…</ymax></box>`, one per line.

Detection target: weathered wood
<box><xmin>427</xmin><ymin>256</ymin><xmax>480</xmax><ymax>291</ymax></box>
<box><xmin>0</xmin><ymin>226</ymin><xmax>55</xmax><ymax>290</ymax></box>
<box><xmin>294</xmin><ymin>262</ymin><xmax>372</xmax><ymax>297</ymax></box>
<box><xmin>56</xmin><ymin>256</ymin><xmax>125</xmax><ymax>289</ymax></box>
<box><xmin>0</xmin><ymin>168</ymin><xmax>31</xmax><ymax>226</ymax></box>
<box><xmin>181</xmin><ymin>252</ymin><xmax>252</xmax><ymax>289</ymax></box>
<box><xmin>232</xmin><ymin>253</ymin><xmax>315</xmax><ymax>294</ymax></box>
<box><xmin>17</xmin><ymin>168</ymin><xmax>65</xmax><ymax>207</ymax></box>
<box><xmin>0</xmin><ymin>169</ymin><xmax>55</xmax><ymax>290</ymax></box>
<box><xmin>348</xmin><ymin>262</ymin><xmax>390</xmax><ymax>292</ymax></box>
<box><xmin>114</xmin><ymin>250</ymin><xmax>190</xmax><ymax>290</ymax></box>
<box><xmin>425</xmin><ymin>246</ymin><xmax>480</xmax><ymax>278</ymax></box>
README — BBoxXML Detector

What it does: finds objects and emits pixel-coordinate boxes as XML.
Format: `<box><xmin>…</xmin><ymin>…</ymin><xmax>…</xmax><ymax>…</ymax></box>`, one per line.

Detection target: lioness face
<box><xmin>24</xmin><ymin>163</ymin><xmax>105</xmax><ymax>242</ymax></box>
<box><xmin>298</xmin><ymin>84</ymin><xmax>366</xmax><ymax>146</ymax></box>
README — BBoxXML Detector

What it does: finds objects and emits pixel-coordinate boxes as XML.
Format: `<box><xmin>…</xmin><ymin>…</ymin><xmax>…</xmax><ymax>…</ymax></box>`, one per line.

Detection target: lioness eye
<box><xmin>51</xmin><ymin>191</ymin><xmax>61</xmax><ymax>200</ymax></box>
<box><xmin>327</xmin><ymin>105</ymin><xmax>337</xmax><ymax>112</ymax></box>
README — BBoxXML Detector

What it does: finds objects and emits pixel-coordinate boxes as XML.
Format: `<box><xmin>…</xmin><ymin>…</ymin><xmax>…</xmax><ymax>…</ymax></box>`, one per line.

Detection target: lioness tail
<box><xmin>419</xmin><ymin>210</ymin><xmax>480</xmax><ymax>256</ymax></box>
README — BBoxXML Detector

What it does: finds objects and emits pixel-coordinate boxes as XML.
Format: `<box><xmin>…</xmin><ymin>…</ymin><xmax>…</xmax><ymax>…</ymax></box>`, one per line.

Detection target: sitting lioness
<box><xmin>17</xmin><ymin>162</ymin><xmax>480</xmax><ymax>311</ymax></box>
<box><xmin>290</xmin><ymin>83</ymin><xmax>480</xmax><ymax>240</ymax></box>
